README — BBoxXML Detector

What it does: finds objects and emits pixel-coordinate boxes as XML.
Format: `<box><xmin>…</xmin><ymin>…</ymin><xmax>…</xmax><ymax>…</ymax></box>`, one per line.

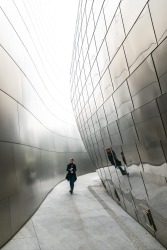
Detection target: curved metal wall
<box><xmin>70</xmin><ymin>0</ymin><xmax>167</xmax><ymax>247</ymax></box>
<box><xmin>0</xmin><ymin>1</ymin><xmax>95</xmax><ymax>248</ymax></box>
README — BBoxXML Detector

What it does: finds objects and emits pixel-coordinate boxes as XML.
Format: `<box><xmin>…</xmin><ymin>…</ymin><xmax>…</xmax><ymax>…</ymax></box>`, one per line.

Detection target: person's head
<box><xmin>70</xmin><ymin>158</ymin><xmax>74</xmax><ymax>163</ymax></box>
<box><xmin>106</xmin><ymin>147</ymin><xmax>112</xmax><ymax>154</ymax></box>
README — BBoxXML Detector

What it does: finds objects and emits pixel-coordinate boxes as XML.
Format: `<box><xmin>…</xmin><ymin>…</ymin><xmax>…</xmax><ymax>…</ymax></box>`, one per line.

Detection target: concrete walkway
<box><xmin>2</xmin><ymin>172</ymin><xmax>165</xmax><ymax>250</ymax></box>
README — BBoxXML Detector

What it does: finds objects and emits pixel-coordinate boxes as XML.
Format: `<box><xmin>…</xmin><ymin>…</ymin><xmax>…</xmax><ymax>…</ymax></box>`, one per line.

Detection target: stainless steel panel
<box><xmin>18</xmin><ymin>104</ymin><xmax>42</xmax><ymax>148</ymax></box>
<box><xmin>12</xmin><ymin>144</ymin><xmax>43</xmax><ymax>226</ymax></box>
<box><xmin>87</xmin><ymin>118</ymin><xmax>94</xmax><ymax>135</ymax></box>
<box><xmin>91</xmin><ymin>133</ymin><xmax>97</xmax><ymax>144</ymax></box>
<box><xmin>82</xmin><ymin>33</ymin><xmax>89</xmax><ymax>61</ymax></box>
<box><xmin>85</xmin><ymin>0</ymin><xmax>93</xmax><ymax>18</ymax></box>
<box><xmin>94</xmin><ymin>10</ymin><xmax>106</xmax><ymax>51</ymax></box>
<box><xmin>70</xmin><ymin>151</ymin><xmax>95</xmax><ymax>176</ymax></box>
<box><xmin>86</xmin><ymin>75</ymin><xmax>93</xmax><ymax>98</ymax></box>
<box><xmin>0</xmin><ymin>199</ymin><xmax>11</xmax><ymax>246</ymax></box>
<box><xmin>9</xmin><ymin>194</ymin><xmax>21</xmax><ymax>235</ymax></box>
<box><xmin>85</xmin><ymin>102</ymin><xmax>91</xmax><ymax>120</ymax></box>
<box><xmin>41</xmin><ymin>128</ymin><xmax>54</xmax><ymax>151</ymax></box>
<box><xmin>40</xmin><ymin>150</ymin><xmax>54</xmax><ymax>199</ymax></box>
<box><xmin>103</xmin><ymin>0</ymin><xmax>120</xmax><ymax>29</ymax></box>
<box><xmin>98</xmin><ymin>167</ymin><xmax>106</xmax><ymax>183</ymax></box>
<box><xmin>0</xmin><ymin>91</ymin><xmax>20</xmax><ymax>143</ymax></box>
<box><xmin>149</xmin><ymin>0</ymin><xmax>167</xmax><ymax>43</ymax></box>
<box><xmin>98</xmin><ymin>140</ymin><xmax>108</xmax><ymax>166</ymax></box>
<box><xmin>161</xmin><ymin>140</ymin><xmax>167</xmax><ymax>162</ymax></box>
<box><xmin>68</xmin><ymin>138</ymin><xmax>86</xmax><ymax>153</ymax></box>
<box><xmin>92</xmin><ymin>112</ymin><xmax>100</xmax><ymax>132</ymax></box>
<box><xmin>137</xmin><ymin>141</ymin><xmax>166</xmax><ymax>173</ymax></box>
<box><xmin>84</xmin><ymin>54</ymin><xmax>90</xmax><ymax>80</ymax></box>
<box><xmin>108</xmin><ymin>121</ymin><xmax>122</xmax><ymax>146</ymax></box>
<box><xmin>109</xmin><ymin>46</ymin><xmax>129</xmax><ymax>90</ymax></box>
<box><xmin>96</xmin><ymin>40</ymin><xmax>110</xmax><ymax>76</ymax></box>
<box><xmin>55</xmin><ymin>152</ymin><xmax>69</xmax><ymax>180</ymax></box>
<box><xmin>141</xmin><ymin>172</ymin><xmax>167</xmax><ymax>246</ymax></box>
<box><xmin>88</xmin><ymin>146</ymin><xmax>98</xmax><ymax>168</ymax></box>
<box><xmin>128</xmin><ymin>56</ymin><xmax>161</xmax><ymax>109</ymax></box>
<box><xmin>101</xmin><ymin>127</ymin><xmax>111</xmax><ymax>148</ymax></box>
<box><xmin>93</xmin><ymin>84</ymin><xmax>104</xmax><ymax>110</ymax></box>
<box><xmin>132</xmin><ymin>100</ymin><xmax>166</xmax><ymax>141</ymax></box>
<box><xmin>78</xmin><ymin>33</ymin><xmax>82</xmax><ymax>54</ymax></box>
<box><xmin>106</xmin><ymin>7</ymin><xmax>125</xmax><ymax>61</ymax></box>
<box><xmin>91</xmin><ymin>60</ymin><xmax>100</xmax><ymax>89</ymax></box>
<box><xmin>81</xmin><ymin>67</ymin><xmax>87</xmax><ymax>89</ymax></box>
<box><xmin>122</xmin><ymin>143</ymin><xmax>142</xmax><ymax>169</ymax></box>
<box><xmin>152</xmin><ymin>38</ymin><xmax>167</xmax><ymax>94</ymax></box>
<box><xmin>14</xmin><ymin>144</ymin><xmax>42</xmax><ymax>200</ymax></box>
<box><xmin>81</xmin><ymin>13</ymin><xmax>87</xmax><ymax>41</ymax></box>
<box><xmin>79</xmin><ymin>94</ymin><xmax>85</xmax><ymax>110</ymax></box>
<box><xmin>157</xmin><ymin>92</ymin><xmax>167</xmax><ymax>134</ymax></box>
<box><xmin>120</xmin><ymin>0</ymin><xmax>148</xmax><ymax>34</ymax></box>
<box><xmin>103</xmin><ymin>96</ymin><xmax>117</xmax><ymax>124</ymax></box>
<box><xmin>124</xmin><ymin>5</ymin><xmax>157</xmax><ymax>73</ymax></box>
<box><xmin>97</xmin><ymin>106</ymin><xmax>108</xmax><ymax>129</ymax></box>
<box><xmin>0</xmin><ymin>46</ymin><xmax>22</xmax><ymax>103</ymax></box>
<box><xmin>117</xmin><ymin>177</ymin><xmax>139</xmax><ymax>221</ymax></box>
<box><xmin>82</xmin><ymin>107</ymin><xmax>88</xmax><ymax>124</ymax></box>
<box><xmin>95</xmin><ymin>130</ymin><xmax>102</xmax><ymax>143</ymax></box>
<box><xmin>89</xmin><ymin>94</ymin><xmax>97</xmax><ymax>116</ymax></box>
<box><xmin>53</xmin><ymin>134</ymin><xmax>67</xmax><ymax>152</ymax></box>
<box><xmin>0</xmin><ymin>142</ymin><xmax>17</xmax><ymax>201</ymax></box>
<box><xmin>100</xmin><ymin>68</ymin><xmax>113</xmax><ymax>102</ymax></box>
<box><xmin>106</xmin><ymin>164</ymin><xmax>128</xmax><ymax>211</ymax></box>
<box><xmin>81</xmin><ymin>0</ymin><xmax>86</xmax><ymax>20</ymax></box>
<box><xmin>92</xmin><ymin>0</ymin><xmax>103</xmax><ymax>25</ymax></box>
<box><xmin>88</xmin><ymin>35</ymin><xmax>97</xmax><ymax>67</ymax></box>
<box><xmin>113</xmin><ymin>81</ymin><xmax>133</xmax><ymax>118</ymax></box>
<box><xmin>94</xmin><ymin>143</ymin><xmax>103</xmax><ymax>168</ymax></box>
<box><xmin>118</xmin><ymin>113</ymin><xmax>139</xmax><ymax>144</ymax></box>
<box><xmin>78</xmin><ymin>73</ymin><xmax>84</xmax><ymax>94</ymax></box>
<box><xmin>102</xmin><ymin>166</ymin><xmax>113</xmax><ymax>197</ymax></box>
<box><xmin>86</xmin><ymin>119</ymin><xmax>93</xmax><ymax>136</ymax></box>
<box><xmin>0</xmin><ymin>9</ymin><xmax>24</xmax><ymax>69</ymax></box>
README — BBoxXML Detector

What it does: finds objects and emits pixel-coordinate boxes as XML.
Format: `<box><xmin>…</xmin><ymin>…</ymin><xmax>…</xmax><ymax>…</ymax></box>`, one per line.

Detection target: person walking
<box><xmin>66</xmin><ymin>158</ymin><xmax>77</xmax><ymax>194</ymax></box>
<box><xmin>106</xmin><ymin>147</ymin><xmax>129</xmax><ymax>176</ymax></box>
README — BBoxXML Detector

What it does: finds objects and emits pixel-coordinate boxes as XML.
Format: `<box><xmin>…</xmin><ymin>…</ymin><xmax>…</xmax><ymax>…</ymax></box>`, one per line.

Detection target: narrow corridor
<box><xmin>2</xmin><ymin>173</ymin><xmax>165</xmax><ymax>250</ymax></box>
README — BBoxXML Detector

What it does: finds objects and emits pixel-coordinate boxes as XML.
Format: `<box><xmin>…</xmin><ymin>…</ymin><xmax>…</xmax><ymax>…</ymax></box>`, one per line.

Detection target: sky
<box><xmin>23</xmin><ymin>0</ymin><xmax>79</xmax><ymax>108</ymax></box>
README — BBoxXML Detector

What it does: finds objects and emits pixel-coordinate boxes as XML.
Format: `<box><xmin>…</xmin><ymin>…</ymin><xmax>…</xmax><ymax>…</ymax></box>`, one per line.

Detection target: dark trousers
<box><xmin>116</xmin><ymin>165</ymin><xmax>127</xmax><ymax>175</ymax></box>
<box><xmin>118</xmin><ymin>166</ymin><xmax>125</xmax><ymax>175</ymax></box>
<box><xmin>69</xmin><ymin>175</ymin><xmax>75</xmax><ymax>191</ymax></box>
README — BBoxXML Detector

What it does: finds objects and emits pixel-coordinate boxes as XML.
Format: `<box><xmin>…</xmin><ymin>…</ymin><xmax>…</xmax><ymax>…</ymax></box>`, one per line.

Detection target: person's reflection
<box><xmin>106</xmin><ymin>147</ymin><xmax>129</xmax><ymax>176</ymax></box>
<box><xmin>121</xmin><ymin>151</ymin><xmax>127</xmax><ymax>165</ymax></box>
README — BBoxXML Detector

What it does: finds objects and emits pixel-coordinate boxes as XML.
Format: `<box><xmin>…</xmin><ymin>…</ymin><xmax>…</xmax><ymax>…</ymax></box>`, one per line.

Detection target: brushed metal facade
<box><xmin>0</xmin><ymin>2</ymin><xmax>95</xmax><ymax>248</ymax></box>
<box><xmin>70</xmin><ymin>0</ymin><xmax>167</xmax><ymax>247</ymax></box>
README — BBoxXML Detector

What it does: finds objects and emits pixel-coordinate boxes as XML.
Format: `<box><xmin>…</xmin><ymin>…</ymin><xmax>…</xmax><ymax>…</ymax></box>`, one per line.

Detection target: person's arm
<box><xmin>66</xmin><ymin>164</ymin><xmax>70</xmax><ymax>172</ymax></box>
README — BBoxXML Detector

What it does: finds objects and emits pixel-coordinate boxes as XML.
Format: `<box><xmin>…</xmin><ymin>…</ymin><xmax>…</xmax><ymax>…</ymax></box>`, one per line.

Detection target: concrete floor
<box><xmin>2</xmin><ymin>172</ymin><xmax>166</xmax><ymax>250</ymax></box>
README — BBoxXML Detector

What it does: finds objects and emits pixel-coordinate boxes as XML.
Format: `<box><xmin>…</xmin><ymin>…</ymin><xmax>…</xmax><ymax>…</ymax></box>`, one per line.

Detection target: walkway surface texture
<box><xmin>2</xmin><ymin>172</ymin><xmax>166</xmax><ymax>250</ymax></box>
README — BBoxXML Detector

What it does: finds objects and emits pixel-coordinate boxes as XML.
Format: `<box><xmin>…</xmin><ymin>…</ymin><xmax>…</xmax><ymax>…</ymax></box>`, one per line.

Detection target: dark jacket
<box><xmin>66</xmin><ymin>163</ymin><xmax>76</xmax><ymax>174</ymax></box>
<box><xmin>107</xmin><ymin>151</ymin><xmax>122</xmax><ymax>167</ymax></box>
<box><xmin>66</xmin><ymin>163</ymin><xmax>77</xmax><ymax>181</ymax></box>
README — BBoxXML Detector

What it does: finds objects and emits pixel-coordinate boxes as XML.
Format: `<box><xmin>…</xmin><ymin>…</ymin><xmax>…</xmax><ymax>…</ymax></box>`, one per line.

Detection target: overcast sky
<box><xmin>23</xmin><ymin>0</ymin><xmax>79</xmax><ymax>101</ymax></box>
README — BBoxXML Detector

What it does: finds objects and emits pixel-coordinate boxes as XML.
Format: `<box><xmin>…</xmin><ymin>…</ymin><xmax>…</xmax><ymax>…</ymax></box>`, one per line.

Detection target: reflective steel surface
<box><xmin>71</xmin><ymin>0</ymin><xmax>167</xmax><ymax>248</ymax></box>
<box><xmin>0</xmin><ymin>2</ymin><xmax>95</xmax><ymax>248</ymax></box>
